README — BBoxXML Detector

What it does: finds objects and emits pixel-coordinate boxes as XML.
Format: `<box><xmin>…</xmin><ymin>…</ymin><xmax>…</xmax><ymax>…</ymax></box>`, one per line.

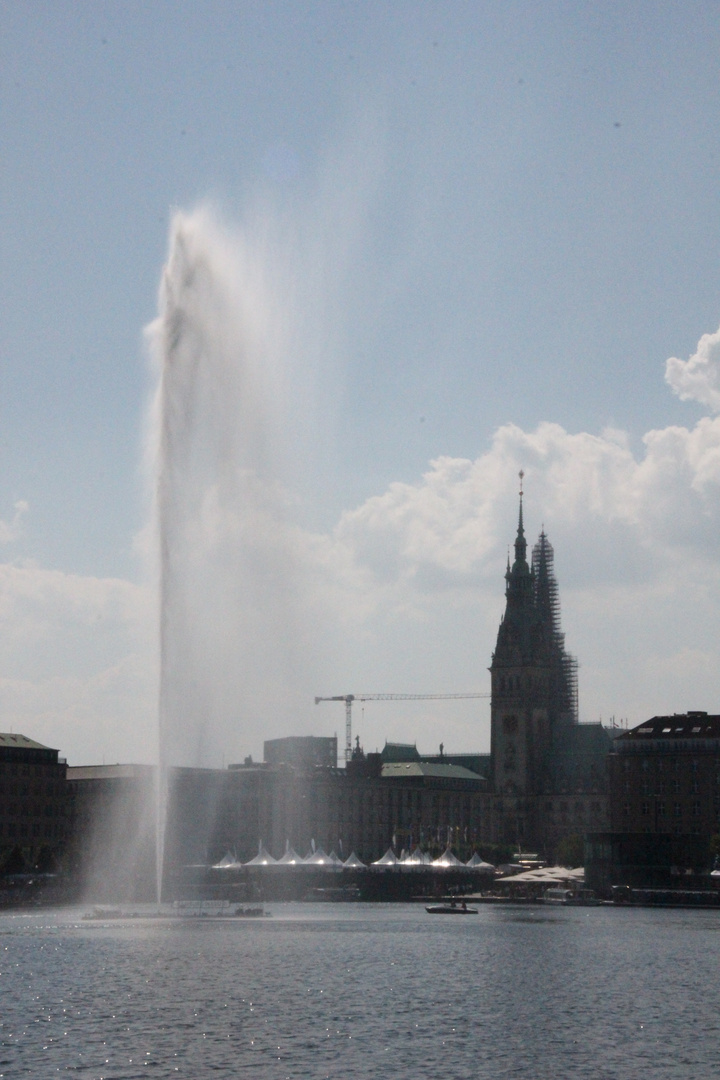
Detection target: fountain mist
<box><xmin>147</xmin><ymin>208</ymin><xmax>313</xmax><ymax>899</ymax></box>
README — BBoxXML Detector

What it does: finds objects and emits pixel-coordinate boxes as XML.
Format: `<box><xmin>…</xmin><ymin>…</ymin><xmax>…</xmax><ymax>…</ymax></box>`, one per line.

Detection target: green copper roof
<box><xmin>0</xmin><ymin>732</ymin><xmax>55</xmax><ymax>751</ymax></box>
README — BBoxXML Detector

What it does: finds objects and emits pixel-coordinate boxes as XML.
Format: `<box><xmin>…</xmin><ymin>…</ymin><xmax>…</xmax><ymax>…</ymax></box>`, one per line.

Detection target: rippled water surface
<box><xmin>1</xmin><ymin>902</ymin><xmax>719</xmax><ymax>1078</ymax></box>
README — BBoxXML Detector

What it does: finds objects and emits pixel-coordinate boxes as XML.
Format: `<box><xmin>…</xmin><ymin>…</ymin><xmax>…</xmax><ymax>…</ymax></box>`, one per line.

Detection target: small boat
<box><xmin>173</xmin><ymin>900</ymin><xmax>270</xmax><ymax>918</ymax></box>
<box><xmin>230</xmin><ymin>906</ymin><xmax>270</xmax><ymax>918</ymax></box>
<box><xmin>82</xmin><ymin>906</ymin><xmax>127</xmax><ymax>920</ymax></box>
<box><xmin>543</xmin><ymin>887</ymin><xmax>602</xmax><ymax>906</ymax></box>
<box><xmin>425</xmin><ymin>901</ymin><xmax>478</xmax><ymax>915</ymax></box>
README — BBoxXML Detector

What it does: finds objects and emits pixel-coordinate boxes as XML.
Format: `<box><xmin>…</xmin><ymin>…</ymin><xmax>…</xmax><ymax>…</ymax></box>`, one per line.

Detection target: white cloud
<box><xmin>5</xmin><ymin>393</ymin><xmax>720</xmax><ymax>762</ymax></box>
<box><xmin>8</xmin><ymin>216</ymin><xmax>720</xmax><ymax>770</ymax></box>
<box><xmin>666</xmin><ymin>324</ymin><xmax>720</xmax><ymax>411</ymax></box>
<box><xmin>0</xmin><ymin>562</ymin><xmax>155</xmax><ymax>763</ymax></box>
<box><xmin>0</xmin><ymin>501</ymin><xmax>28</xmax><ymax>544</ymax></box>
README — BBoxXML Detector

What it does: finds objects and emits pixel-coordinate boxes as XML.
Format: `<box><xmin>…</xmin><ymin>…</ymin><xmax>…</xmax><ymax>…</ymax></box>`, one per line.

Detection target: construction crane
<box><xmin>314</xmin><ymin>692</ymin><xmax>491</xmax><ymax>764</ymax></box>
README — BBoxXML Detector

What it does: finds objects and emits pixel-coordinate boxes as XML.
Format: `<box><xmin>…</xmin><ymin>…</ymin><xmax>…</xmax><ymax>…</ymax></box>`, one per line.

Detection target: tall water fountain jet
<box><xmin>147</xmin><ymin>208</ymin><xmax>311</xmax><ymax>900</ymax></box>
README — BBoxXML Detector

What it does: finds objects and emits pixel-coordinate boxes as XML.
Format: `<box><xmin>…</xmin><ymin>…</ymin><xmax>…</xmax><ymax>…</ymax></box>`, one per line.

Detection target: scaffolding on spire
<box><xmin>531</xmin><ymin>531</ymin><xmax>578</xmax><ymax>723</ymax></box>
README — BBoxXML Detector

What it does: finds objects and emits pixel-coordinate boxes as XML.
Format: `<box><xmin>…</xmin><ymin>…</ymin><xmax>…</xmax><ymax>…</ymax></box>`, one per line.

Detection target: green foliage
<box><xmin>556</xmin><ymin>833</ymin><xmax>584</xmax><ymax>868</ymax></box>
<box><xmin>478</xmin><ymin>843</ymin><xmax>516</xmax><ymax>865</ymax></box>
<box><xmin>34</xmin><ymin>846</ymin><xmax>57</xmax><ymax>873</ymax></box>
<box><xmin>1</xmin><ymin>846</ymin><xmax>26</xmax><ymax>875</ymax></box>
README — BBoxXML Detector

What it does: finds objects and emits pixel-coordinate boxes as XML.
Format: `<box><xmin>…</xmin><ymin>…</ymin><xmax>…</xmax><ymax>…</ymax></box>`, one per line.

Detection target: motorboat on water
<box><xmin>425</xmin><ymin>900</ymin><xmax>478</xmax><ymax>914</ymax></box>
<box><xmin>543</xmin><ymin>887</ymin><xmax>602</xmax><ymax>906</ymax></box>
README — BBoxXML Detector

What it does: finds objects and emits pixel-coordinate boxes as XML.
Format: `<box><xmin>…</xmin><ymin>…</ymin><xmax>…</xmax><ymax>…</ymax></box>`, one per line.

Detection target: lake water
<box><xmin>1</xmin><ymin>902</ymin><xmax>718</xmax><ymax>1078</ymax></box>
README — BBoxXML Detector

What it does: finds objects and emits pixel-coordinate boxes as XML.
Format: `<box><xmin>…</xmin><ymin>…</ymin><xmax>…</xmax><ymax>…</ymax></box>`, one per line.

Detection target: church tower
<box><xmin>490</xmin><ymin>474</ymin><xmax>578</xmax><ymax>807</ymax></box>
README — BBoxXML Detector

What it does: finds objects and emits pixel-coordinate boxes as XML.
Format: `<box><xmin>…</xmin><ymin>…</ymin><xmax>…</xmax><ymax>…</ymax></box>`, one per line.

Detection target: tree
<box><xmin>1</xmin><ymin>846</ymin><xmax>26</xmax><ymax>875</ymax></box>
<box><xmin>556</xmin><ymin>834</ymin><xmax>584</xmax><ymax>868</ymax></box>
<box><xmin>34</xmin><ymin>846</ymin><xmax>57</xmax><ymax>874</ymax></box>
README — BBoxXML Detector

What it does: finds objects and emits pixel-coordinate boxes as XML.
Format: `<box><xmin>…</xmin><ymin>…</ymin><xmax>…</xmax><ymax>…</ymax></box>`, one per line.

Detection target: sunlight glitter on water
<box><xmin>1</xmin><ymin>903</ymin><xmax>719</xmax><ymax>1079</ymax></box>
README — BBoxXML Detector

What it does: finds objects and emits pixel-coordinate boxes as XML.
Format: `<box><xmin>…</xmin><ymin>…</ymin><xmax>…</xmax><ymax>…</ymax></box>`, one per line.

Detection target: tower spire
<box><xmin>514</xmin><ymin>470</ymin><xmax>527</xmax><ymax>565</ymax></box>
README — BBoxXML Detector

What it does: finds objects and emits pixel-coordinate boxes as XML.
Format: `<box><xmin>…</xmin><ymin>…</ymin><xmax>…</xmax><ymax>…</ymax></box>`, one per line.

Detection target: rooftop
<box><xmin>67</xmin><ymin>764</ymin><xmax>154</xmax><ymax>781</ymax></box>
<box><xmin>0</xmin><ymin>732</ymin><xmax>55</xmax><ymax>751</ymax></box>
<box><xmin>381</xmin><ymin>742</ymin><xmax>421</xmax><ymax>763</ymax></box>
<box><xmin>618</xmin><ymin>714</ymin><xmax>720</xmax><ymax>741</ymax></box>
<box><xmin>381</xmin><ymin>762</ymin><xmax>486</xmax><ymax>783</ymax></box>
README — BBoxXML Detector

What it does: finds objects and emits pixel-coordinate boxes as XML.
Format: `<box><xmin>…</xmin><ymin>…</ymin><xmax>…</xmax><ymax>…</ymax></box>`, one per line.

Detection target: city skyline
<box><xmin>2</xmin><ymin>4</ymin><xmax>720</xmax><ymax>765</ymax></box>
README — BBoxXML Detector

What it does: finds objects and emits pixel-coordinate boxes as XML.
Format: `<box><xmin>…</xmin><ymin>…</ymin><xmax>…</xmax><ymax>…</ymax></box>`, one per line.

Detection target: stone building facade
<box><xmin>63</xmin><ymin>484</ymin><xmax>619</xmax><ymax>896</ymax></box>
<box><xmin>0</xmin><ymin>733</ymin><xmax>68</xmax><ymax>867</ymax></box>
<box><xmin>66</xmin><ymin>757</ymin><xmax>493</xmax><ymax>898</ymax></box>
<box><xmin>488</xmin><ymin>484</ymin><xmax>611</xmax><ymax>852</ymax></box>
<box><xmin>607</xmin><ymin>712</ymin><xmax>720</xmax><ymax>837</ymax></box>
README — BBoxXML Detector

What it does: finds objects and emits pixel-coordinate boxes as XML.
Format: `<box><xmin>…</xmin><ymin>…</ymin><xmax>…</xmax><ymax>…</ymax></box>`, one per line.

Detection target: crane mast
<box><xmin>314</xmin><ymin>692</ymin><xmax>490</xmax><ymax>764</ymax></box>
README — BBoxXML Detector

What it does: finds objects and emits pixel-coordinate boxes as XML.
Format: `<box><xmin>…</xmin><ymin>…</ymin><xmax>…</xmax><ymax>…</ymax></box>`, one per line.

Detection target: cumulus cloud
<box><xmin>0</xmin><ymin>562</ymin><xmax>155</xmax><ymax>763</ymax></box>
<box><xmin>305</xmin><ymin>397</ymin><xmax>720</xmax><ymax>741</ymax></box>
<box><xmin>332</xmin><ymin>412</ymin><xmax>720</xmax><ymax>597</ymax></box>
<box><xmin>9</xmin><ymin>206</ymin><xmax>720</xmax><ymax>767</ymax></box>
<box><xmin>0</xmin><ymin>500</ymin><xmax>28</xmax><ymax>543</ymax></box>
<box><xmin>666</xmin><ymin>324</ymin><xmax>720</xmax><ymax>411</ymax></box>
<box><xmin>5</xmin><ymin>391</ymin><xmax>720</xmax><ymax>761</ymax></box>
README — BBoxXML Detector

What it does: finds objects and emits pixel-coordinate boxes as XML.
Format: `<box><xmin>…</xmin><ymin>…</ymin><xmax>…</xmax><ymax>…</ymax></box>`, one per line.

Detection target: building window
<box><xmin>641</xmin><ymin>801</ymin><xmax>650</xmax><ymax>816</ymax></box>
<box><xmin>673</xmin><ymin>780</ymin><xmax>680</xmax><ymax>794</ymax></box>
<box><xmin>657</xmin><ymin>802</ymin><xmax>666</xmax><ymax>817</ymax></box>
<box><xmin>674</xmin><ymin>803</ymin><xmax>682</xmax><ymax>818</ymax></box>
<box><xmin>692</xmin><ymin>780</ymin><xmax>700</xmax><ymax>794</ymax></box>
<box><xmin>623</xmin><ymin>803</ymin><xmax>631</xmax><ymax>817</ymax></box>
<box><xmin>692</xmin><ymin>801</ymin><xmax>702</xmax><ymax>817</ymax></box>
<box><xmin>656</xmin><ymin>781</ymin><xmax>665</xmax><ymax>795</ymax></box>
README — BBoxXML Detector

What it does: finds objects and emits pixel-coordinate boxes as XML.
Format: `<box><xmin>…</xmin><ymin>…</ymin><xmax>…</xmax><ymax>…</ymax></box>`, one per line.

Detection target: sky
<box><xmin>2</xmin><ymin>1</ymin><xmax>720</xmax><ymax>766</ymax></box>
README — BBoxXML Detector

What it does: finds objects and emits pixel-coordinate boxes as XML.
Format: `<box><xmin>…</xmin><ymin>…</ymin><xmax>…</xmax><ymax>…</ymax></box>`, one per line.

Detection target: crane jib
<box><xmin>314</xmin><ymin>693</ymin><xmax>490</xmax><ymax>763</ymax></box>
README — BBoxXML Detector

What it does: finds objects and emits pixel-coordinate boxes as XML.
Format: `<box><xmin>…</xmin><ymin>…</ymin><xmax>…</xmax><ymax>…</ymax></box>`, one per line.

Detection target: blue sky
<box><xmin>2</xmin><ymin>2</ymin><xmax>720</xmax><ymax>765</ymax></box>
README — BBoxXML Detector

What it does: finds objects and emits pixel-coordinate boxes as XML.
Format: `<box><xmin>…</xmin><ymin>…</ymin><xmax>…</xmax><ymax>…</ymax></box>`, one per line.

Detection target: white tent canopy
<box><xmin>304</xmin><ymin>847</ymin><xmax>337</xmax><ymax>866</ymax></box>
<box><xmin>343</xmin><ymin>851</ymin><xmax>366</xmax><ymax>868</ymax></box>
<box><xmin>277</xmin><ymin>846</ymin><xmax>303</xmax><ymax>865</ymax></box>
<box><xmin>245</xmin><ymin>844</ymin><xmax>277</xmax><ymax>866</ymax></box>
<box><xmin>466</xmin><ymin>852</ymin><xmax>495</xmax><ymax>870</ymax></box>
<box><xmin>501</xmin><ymin>865</ymin><xmax>579</xmax><ymax>883</ymax></box>
<box><xmin>432</xmin><ymin>846</ymin><xmax>464</xmax><ymax>868</ymax></box>
<box><xmin>372</xmin><ymin>847</ymin><xmax>399</xmax><ymax>866</ymax></box>
<box><xmin>213</xmin><ymin>851</ymin><xmax>242</xmax><ymax>869</ymax></box>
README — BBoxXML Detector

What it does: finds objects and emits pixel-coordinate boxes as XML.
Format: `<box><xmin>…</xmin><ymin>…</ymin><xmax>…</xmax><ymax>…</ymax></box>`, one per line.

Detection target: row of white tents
<box><xmin>213</xmin><ymin>844</ymin><xmax>496</xmax><ymax>872</ymax></box>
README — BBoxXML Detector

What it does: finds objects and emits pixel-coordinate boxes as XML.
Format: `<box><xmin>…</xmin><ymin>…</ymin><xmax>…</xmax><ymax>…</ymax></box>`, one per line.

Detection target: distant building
<box><xmin>607</xmin><ymin>712</ymin><xmax>720</xmax><ymax>837</ymax></box>
<box><xmin>0</xmin><ymin>733</ymin><xmax>68</xmax><ymax>866</ymax></box>
<box><xmin>263</xmin><ymin>735</ymin><xmax>337</xmax><ymax>770</ymax></box>
<box><xmin>62</xmin><ymin>483</ymin><xmax>629</xmax><ymax>895</ymax></box>
<box><xmin>66</xmin><ymin>764</ymin><xmax>156</xmax><ymax>898</ymax></box>
<box><xmin>64</xmin><ymin>744</ymin><xmax>495</xmax><ymax>899</ymax></box>
<box><xmin>380</xmin><ymin>742</ymin><xmax>420</xmax><ymax>763</ymax></box>
<box><xmin>585</xmin><ymin>831</ymin><xmax>713</xmax><ymax>894</ymax></box>
<box><xmin>489</xmin><ymin>482</ymin><xmax>611</xmax><ymax>852</ymax></box>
